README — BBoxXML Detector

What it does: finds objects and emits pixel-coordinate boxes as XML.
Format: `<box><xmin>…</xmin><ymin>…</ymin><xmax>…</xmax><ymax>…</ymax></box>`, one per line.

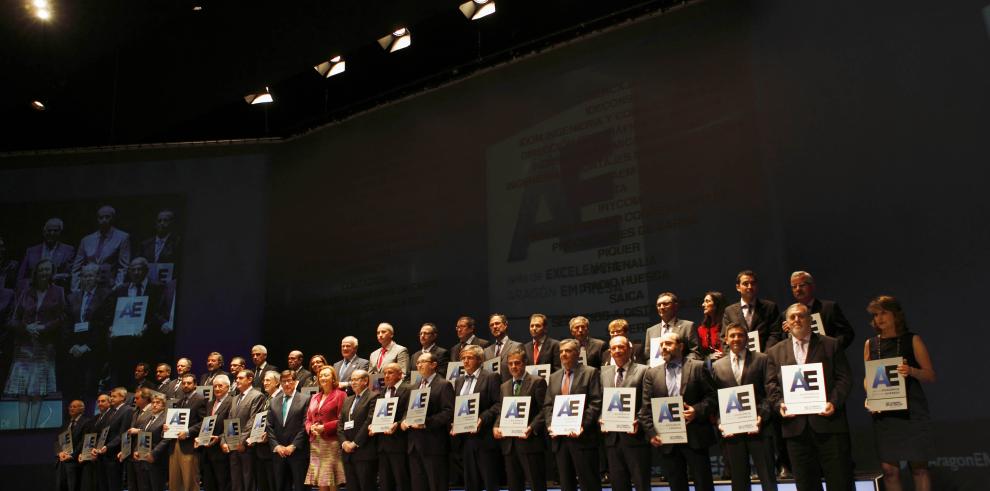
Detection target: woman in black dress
<box><xmin>864</xmin><ymin>295</ymin><xmax>936</xmax><ymax>491</ymax></box>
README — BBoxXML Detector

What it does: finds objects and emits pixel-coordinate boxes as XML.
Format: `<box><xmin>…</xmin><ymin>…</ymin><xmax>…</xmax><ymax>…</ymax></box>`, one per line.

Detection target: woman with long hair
<box><xmin>3</xmin><ymin>258</ymin><xmax>66</xmax><ymax>429</ymax></box>
<box><xmin>864</xmin><ymin>295</ymin><xmax>936</xmax><ymax>491</ymax></box>
<box><xmin>698</xmin><ymin>291</ymin><xmax>727</xmax><ymax>364</ymax></box>
<box><xmin>304</xmin><ymin>365</ymin><xmax>347</xmax><ymax>491</ymax></box>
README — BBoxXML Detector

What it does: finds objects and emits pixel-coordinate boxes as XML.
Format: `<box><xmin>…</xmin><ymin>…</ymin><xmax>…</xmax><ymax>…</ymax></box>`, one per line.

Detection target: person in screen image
<box><xmin>864</xmin><ymin>295</ymin><xmax>936</xmax><ymax>491</ymax></box>
<box><xmin>3</xmin><ymin>258</ymin><xmax>66</xmax><ymax>429</ymax></box>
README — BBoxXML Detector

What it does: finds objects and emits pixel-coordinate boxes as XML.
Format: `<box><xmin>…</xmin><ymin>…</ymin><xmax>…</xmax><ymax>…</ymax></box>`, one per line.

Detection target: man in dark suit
<box><xmin>108</xmin><ymin>257</ymin><xmax>169</xmax><ymax>386</ymax></box>
<box><xmin>722</xmin><ymin>270</ymin><xmax>784</xmax><ymax>351</ymax></box>
<box><xmin>401</xmin><ymin>353</ymin><xmax>455</xmax><ymax>491</ymax></box>
<box><xmin>524</xmin><ymin>313</ymin><xmax>561</xmax><ymax>372</ymax></box>
<box><xmin>482</xmin><ymin>313</ymin><xmax>523</xmax><ymax>382</ymax></box>
<box><xmin>638</xmin><ymin>332</ymin><xmax>717</xmax><ymax>491</ymax></box>
<box><xmin>334</xmin><ymin>336</ymin><xmax>370</xmax><ymax>394</ymax></box>
<box><xmin>567</xmin><ymin>315</ymin><xmax>608</xmax><ymax>367</ymax></box>
<box><xmin>600</xmin><ymin>336</ymin><xmax>651</xmax><ymax>491</ymax></box>
<box><xmin>451</xmin><ymin>345</ymin><xmax>501</xmax><ymax>491</ymax></box>
<box><xmin>72</xmin><ymin>205</ymin><xmax>131</xmax><ymax>288</ymax></box>
<box><xmin>121</xmin><ymin>388</ymin><xmax>154</xmax><ymax>491</ymax></box>
<box><xmin>253</xmin><ymin>371</ymin><xmax>281</xmax><ymax>491</ymax></box>
<box><xmin>339</xmin><ymin>369</ymin><xmax>381</xmax><ymax>491</ymax></box>
<box><xmin>139</xmin><ymin>209</ymin><xmax>181</xmax><ymax>266</ymax></box>
<box><xmin>543</xmin><ymin>339</ymin><xmax>603</xmax><ymax>491</ymax></box>
<box><xmin>132</xmin><ymin>362</ymin><xmax>156</xmax><ymax>392</ymax></box>
<box><xmin>268</xmin><ymin>371</ymin><xmax>309</xmax><ymax>491</ymax></box>
<box><xmin>96</xmin><ymin>387</ymin><xmax>134</xmax><ymax>491</ymax></box>
<box><xmin>789</xmin><ymin>271</ymin><xmax>855</xmax><ymax>350</ymax></box>
<box><xmin>132</xmin><ymin>393</ymin><xmax>170</xmax><ymax>491</ymax></box>
<box><xmin>200</xmin><ymin>352</ymin><xmax>231</xmax><ymax>387</ymax></box>
<box><xmin>223</xmin><ymin>370</ymin><xmax>268</xmax><ymax>491</ymax></box>
<box><xmin>19</xmin><ymin>217</ymin><xmax>75</xmax><ymax>289</ymax></box>
<box><xmin>167</xmin><ymin>373</ymin><xmax>208</xmax><ymax>491</ymax></box>
<box><xmin>80</xmin><ymin>394</ymin><xmax>111</xmax><ymax>491</ymax></box>
<box><xmin>411</xmin><ymin>323</ymin><xmax>449</xmax><ymax>377</ymax></box>
<box><xmin>712</xmin><ymin>323</ymin><xmax>780</xmax><ymax>491</ymax></box>
<box><xmin>63</xmin><ymin>263</ymin><xmax>111</xmax><ymax>404</ymax></box>
<box><xmin>493</xmin><ymin>348</ymin><xmax>548</xmax><ymax>491</ymax></box>
<box><xmin>374</xmin><ymin>363</ymin><xmax>411</xmax><ymax>491</ymax></box>
<box><xmin>285</xmin><ymin>351</ymin><xmax>312</xmax><ymax>389</ymax></box>
<box><xmin>605</xmin><ymin>319</ymin><xmax>646</xmax><ymax>365</ymax></box>
<box><xmin>56</xmin><ymin>399</ymin><xmax>90</xmax><ymax>491</ymax></box>
<box><xmin>251</xmin><ymin>345</ymin><xmax>280</xmax><ymax>390</ymax></box>
<box><xmin>450</xmin><ymin>316</ymin><xmax>489</xmax><ymax>362</ymax></box>
<box><xmin>768</xmin><ymin>303</ymin><xmax>853</xmax><ymax>491</ymax></box>
<box><xmin>154</xmin><ymin>363</ymin><xmax>180</xmax><ymax>400</ymax></box>
<box><xmin>197</xmin><ymin>374</ymin><xmax>233</xmax><ymax>491</ymax></box>
<box><xmin>645</xmin><ymin>292</ymin><xmax>702</xmax><ymax>362</ymax></box>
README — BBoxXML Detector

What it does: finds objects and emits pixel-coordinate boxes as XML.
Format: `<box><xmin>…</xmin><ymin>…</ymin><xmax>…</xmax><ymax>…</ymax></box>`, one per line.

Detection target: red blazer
<box><xmin>305</xmin><ymin>389</ymin><xmax>346</xmax><ymax>441</ymax></box>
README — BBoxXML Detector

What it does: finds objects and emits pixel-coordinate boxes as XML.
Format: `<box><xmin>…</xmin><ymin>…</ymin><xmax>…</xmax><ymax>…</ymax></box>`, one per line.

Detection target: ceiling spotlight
<box><xmin>35</xmin><ymin>7</ymin><xmax>52</xmax><ymax>20</ymax></box>
<box><xmin>30</xmin><ymin>100</ymin><xmax>46</xmax><ymax>111</ymax></box>
<box><xmin>378</xmin><ymin>28</ymin><xmax>411</xmax><ymax>53</ymax></box>
<box><xmin>244</xmin><ymin>87</ymin><xmax>273</xmax><ymax>105</ymax></box>
<box><xmin>314</xmin><ymin>55</ymin><xmax>346</xmax><ymax>78</ymax></box>
<box><xmin>192</xmin><ymin>5</ymin><xmax>203</xmax><ymax>11</ymax></box>
<box><xmin>32</xmin><ymin>0</ymin><xmax>49</xmax><ymax>8</ymax></box>
<box><xmin>459</xmin><ymin>0</ymin><xmax>496</xmax><ymax>21</ymax></box>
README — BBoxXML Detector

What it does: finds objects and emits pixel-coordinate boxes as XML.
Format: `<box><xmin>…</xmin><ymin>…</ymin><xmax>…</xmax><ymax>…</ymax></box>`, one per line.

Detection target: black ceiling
<box><xmin>1</xmin><ymin>0</ymin><xmax>684</xmax><ymax>153</ymax></box>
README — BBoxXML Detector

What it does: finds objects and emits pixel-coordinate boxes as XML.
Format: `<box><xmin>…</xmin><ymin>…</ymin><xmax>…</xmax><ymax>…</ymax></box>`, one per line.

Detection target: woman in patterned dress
<box><xmin>304</xmin><ymin>365</ymin><xmax>347</xmax><ymax>490</ymax></box>
<box><xmin>3</xmin><ymin>258</ymin><xmax>66</xmax><ymax>429</ymax></box>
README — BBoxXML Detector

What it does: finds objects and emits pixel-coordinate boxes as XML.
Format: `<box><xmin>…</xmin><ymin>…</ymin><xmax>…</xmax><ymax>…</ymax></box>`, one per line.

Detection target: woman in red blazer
<box><xmin>304</xmin><ymin>365</ymin><xmax>347</xmax><ymax>491</ymax></box>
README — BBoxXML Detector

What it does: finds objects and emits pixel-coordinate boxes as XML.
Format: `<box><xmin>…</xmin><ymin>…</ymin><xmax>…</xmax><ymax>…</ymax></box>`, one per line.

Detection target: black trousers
<box><xmin>409</xmin><ymin>452</ymin><xmax>448</xmax><ymax>491</ymax></box>
<box><xmin>504</xmin><ymin>449</ymin><xmax>546</xmax><ymax>491</ymax></box>
<box><xmin>97</xmin><ymin>456</ymin><xmax>122</xmax><ymax>491</ymax></box>
<box><xmin>724</xmin><ymin>432</ymin><xmax>777</xmax><ymax>491</ymax></box>
<box><xmin>785</xmin><ymin>426</ymin><xmax>853</xmax><ymax>491</ymax></box>
<box><xmin>135</xmin><ymin>460</ymin><xmax>167</xmax><ymax>491</ymax></box>
<box><xmin>56</xmin><ymin>461</ymin><xmax>80</xmax><ymax>491</ymax></box>
<box><xmin>201</xmin><ymin>450</ymin><xmax>231</xmax><ymax>491</ymax></box>
<box><xmin>343</xmin><ymin>459</ymin><xmax>377</xmax><ymax>491</ymax></box>
<box><xmin>379</xmin><ymin>451</ymin><xmax>411</xmax><ymax>491</ymax></box>
<box><xmin>656</xmin><ymin>445</ymin><xmax>714</xmax><ymax>491</ymax></box>
<box><xmin>461</xmin><ymin>439</ymin><xmax>500</xmax><ymax>491</ymax></box>
<box><xmin>605</xmin><ymin>444</ymin><xmax>652</xmax><ymax>491</ymax></box>
<box><xmin>554</xmin><ymin>440</ymin><xmax>601</xmax><ymax>491</ymax></box>
<box><xmin>273</xmin><ymin>452</ymin><xmax>308</xmax><ymax>491</ymax></box>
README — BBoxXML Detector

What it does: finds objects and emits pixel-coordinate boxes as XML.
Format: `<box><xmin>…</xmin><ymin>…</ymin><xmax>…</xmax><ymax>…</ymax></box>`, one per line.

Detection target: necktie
<box><xmin>513</xmin><ymin>379</ymin><xmax>521</xmax><ymax>396</ymax></box>
<box><xmin>135</xmin><ymin>282</ymin><xmax>143</xmax><ymax>297</ymax></box>
<box><xmin>495</xmin><ymin>341</ymin><xmax>503</xmax><ymax>357</ymax></box>
<box><xmin>70</xmin><ymin>417</ymin><xmax>76</xmax><ymax>432</ymax></box>
<box><xmin>212</xmin><ymin>399</ymin><xmax>220</xmax><ymax>415</ymax></box>
<box><xmin>95</xmin><ymin>235</ymin><xmax>107</xmax><ymax>261</ymax></box>
<box><xmin>532</xmin><ymin>343</ymin><xmax>540</xmax><ymax>363</ymax></box>
<box><xmin>349</xmin><ymin>394</ymin><xmax>361</xmax><ymax>421</ymax></box>
<box><xmin>377</xmin><ymin>348</ymin><xmax>387</xmax><ymax>369</ymax></box>
<box><xmin>562</xmin><ymin>370</ymin><xmax>571</xmax><ymax>395</ymax></box>
<box><xmin>419</xmin><ymin>378</ymin><xmax>428</xmax><ymax>389</ymax></box>
<box><xmin>461</xmin><ymin>375</ymin><xmax>475</xmax><ymax>396</ymax></box>
<box><xmin>616</xmin><ymin>367</ymin><xmax>625</xmax><ymax>386</ymax></box>
<box><xmin>388</xmin><ymin>387</ymin><xmax>395</xmax><ymax>398</ymax></box>
<box><xmin>666</xmin><ymin>362</ymin><xmax>680</xmax><ymax>396</ymax></box>
<box><xmin>80</xmin><ymin>292</ymin><xmax>91</xmax><ymax>321</ymax></box>
<box><xmin>743</xmin><ymin>304</ymin><xmax>753</xmax><ymax>326</ymax></box>
<box><xmin>732</xmin><ymin>355</ymin><xmax>743</xmax><ymax>384</ymax></box>
<box><xmin>282</xmin><ymin>395</ymin><xmax>290</xmax><ymax>421</ymax></box>
<box><xmin>796</xmin><ymin>340</ymin><xmax>807</xmax><ymax>364</ymax></box>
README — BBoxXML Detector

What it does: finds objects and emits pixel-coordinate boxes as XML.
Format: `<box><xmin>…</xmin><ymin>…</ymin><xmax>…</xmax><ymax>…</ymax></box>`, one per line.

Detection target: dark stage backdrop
<box><xmin>2</xmin><ymin>0</ymin><xmax>989</xmax><ymax>489</ymax></box>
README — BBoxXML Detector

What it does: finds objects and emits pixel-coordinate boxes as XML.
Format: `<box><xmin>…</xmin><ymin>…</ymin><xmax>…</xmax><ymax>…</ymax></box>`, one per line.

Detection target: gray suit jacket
<box><xmin>72</xmin><ymin>227</ymin><xmax>131</xmax><ymax>283</ymax></box>
<box><xmin>227</xmin><ymin>387</ymin><xmax>267</xmax><ymax>442</ymax></box>
<box><xmin>542</xmin><ymin>365</ymin><xmax>602</xmax><ymax>450</ymax></box>
<box><xmin>334</xmin><ymin>356</ymin><xmax>370</xmax><ymax>393</ymax></box>
<box><xmin>638</xmin><ymin>358</ymin><xmax>716</xmax><ymax>451</ymax></box>
<box><xmin>369</xmin><ymin>343</ymin><xmax>410</xmax><ymax>378</ymax></box>
<box><xmin>645</xmin><ymin>318</ymin><xmax>701</xmax><ymax>361</ymax></box>
<box><xmin>600</xmin><ymin>362</ymin><xmax>649</xmax><ymax>447</ymax></box>
<box><xmin>483</xmin><ymin>337</ymin><xmax>524</xmax><ymax>382</ymax></box>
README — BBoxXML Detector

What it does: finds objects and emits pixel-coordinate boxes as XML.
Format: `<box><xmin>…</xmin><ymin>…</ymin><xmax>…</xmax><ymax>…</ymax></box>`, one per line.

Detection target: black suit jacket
<box><xmin>482</xmin><ymin>338</ymin><xmax>524</xmax><ymax>382</ymax></box>
<box><xmin>110</xmin><ymin>280</ymin><xmax>168</xmax><ymax>334</ymax></box>
<box><xmin>600</xmin><ymin>362</ymin><xmax>649</xmax><ymax>447</ymax></box>
<box><xmin>406</xmin><ymin>375</ymin><xmax>454</xmax><ymax>456</ymax></box>
<box><xmin>338</xmin><ymin>389</ymin><xmax>381</xmax><ymax>461</ymax></box>
<box><xmin>141</xmin><ymin>411</ymin><xmax>170</xmax><ymax>461</ymax></box>
<box><xmin>493</xmin><ymin>373</ymin><xmax>547</xmax><ymax>454</ymax></box>
<box><xmin>267</xmin><ymin>391</ymin><xmax>309</xmax><ymax>455</ymax></box>
<box><xmin>376</xmin><ymin>384</ymin><xmax>409</xmax><ymax>454</ymax></box>
<box><xmin>104</xmin><ymin>404</ymin><xmax>134</xmax><ymax>454</ymax></box>
<box><xmin>139</xmin><ymin>234</ymin><xmax>182</xmax><ymax>265</ymax></box>
<box><xmin>251</xmin><ymin>362</ymin><xmax>280</xmax><ymax>389</ymax></box>
<box><xmin>542</xmin><ymin>365</ymin><xmax>602</xmax><ymax>450</ymax></box>
<box><xmin>411</xmin><ymin>346</ymin><xmax>449</xmax><ymax>377</ymax></box>
<box><xmin>638</xmin><ymin>358</ymin><xmax>716</xmax><ymax>451</ymax></box>
<box><xmin>202</xmin><ymin>395</ymin><xmax>233</xmax><ymax>459</ymax></box>
<box><xmin>450</xmin><ymin>335</ymin><xmax>490</xmax><ymax>362</ymax></box>
<box><xmin>453</xmin><ymin>368</ymin><xmax>501</xmax><ymax>449</ymax></box>
<box><xmin>59</xmin><ymin>415</ymin><xmax>91</xmax><ymax>458</ymax></box>
<box><xmin>808</xmin><ymin>299</ymin><xmax>855</xmax><ymax>350</ymax></box>
<box><xmin>722</xmin><ymin>299</ymin><xmax>784</xmax><ymax>351</ymax></box>
<box><xmin>64</xmin><ymin>287</ymin><xmax>112</xmax><ymax>355</ymax></box>
<box><xmin>170</xmin><ymin>392</ymin><xmax>206</xmax><ymax>452</ymax></box>
<box><xmin>199</xmin><ymin>370</ymin><xmax>231</xmax><ymax>387</ymax></box>
<box><xmin>766</xmin><ymin>333</ymin><xmax>851</xmax><ymax>437</ymax></box>
<box><xmin>523</xmin><ymin>337</ymin><xmax>562</xmax><ymax>372</ymax></box>
<box><xmin>711</xmin><ymin>351</ymin><xmax>779</xmax><ymax>433</ymax></box>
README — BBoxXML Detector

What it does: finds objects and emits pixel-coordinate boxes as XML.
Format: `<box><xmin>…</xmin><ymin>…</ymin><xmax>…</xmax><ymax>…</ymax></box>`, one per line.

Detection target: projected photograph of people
<box><xmin>0</xmin><ymin>197</ymin><xmax>183</xmax><ymax>430</ymax></box>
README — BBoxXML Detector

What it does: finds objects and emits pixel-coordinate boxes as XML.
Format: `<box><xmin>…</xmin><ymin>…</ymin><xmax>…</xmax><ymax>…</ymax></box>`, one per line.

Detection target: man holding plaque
<box><xmin>79</xmin><ymin>394</ymin><xmax>111</xmax><ymax>488</ymax></box>
<box><xmin>452</xmin><ymin>344</ymin><xmax>501</xmax><ymax>491</ymax></box>
<box><xmin>199</xmin><ymin>374</ymin><xmax>233</xmax><ymax>491</ymax></box>
<box><xmin>376</xmin><ymin>363</ymin><xmax>411</xmax><ymax>491</ymax></box>
<box><xmin>483</xmin><ymin>314</ymin><xmax>523</xmax><ymax>382</ymax></box>
<box><xmin>94</xmin><ymin>387</ymin><xmax>133</xmax><ymax>491</ymax></box>
<box><xmin>167</xmin><ymin>373</ymin><xmax>207</xmax><ymax>491</ymax></box>
<box><xmin>712</xmin><ymin>323</ymin><xmax>779</xmax><ymax>491</ymax></box>
<box><xmin>108</xmin><ymin>257</ymin><xmax>169</xmax><ymax>386</ymax></box>
<box><xmin>401</xmin><ymin>353</ymin><xmax>455</xmax><ymax>491</ymax></box>
<box><xmin>339</xmin><ymin>369</ymin><xmax>381</xmax><ymax>491</ymax></box>
<box><xmin>638</xmin><ymin>332</ymin><xmax>716</xmax><ymax>491</ymax></box>
<box><xmin>767</xmin><ymin>303</ymin><xmax>853</xmax><ymax>491</ymax></box>
<box><xmin>63</xmin><ymin>263</ymin><xmax>111</xmax><ymax>405</ymax></box>
<box><xmin>543</xmin><ymin>338</ymin><xmax>602</xmax><ymax>491</ymax></box>
<box><xmin>122</xmin><ymin>388</ymin><xmax>154</xmax><ymax>491</ymax></box>
<box><xmin>56</xmin><ymin>399</ymin><xmax>89</xmax><ymax>491</ymax></box>
<box><xmin>268</xmin><ymin>370</ymin><xmax>310</xmax><ymax>491</ymax></box>
<box><xmin>224</xmin><ymin>370</ymin><xmax>267</xmax><ymax>491</ymax></box>
<box><xmin>493</xmin><ymin>348</ymin><xmax>547</xmax><ymax>491</ymax></box>
<box><xmin>600</xmin><ymin>336</ymin><xmax>650</xmax><ymax>491</ymax></box>
<box><xmin>645</xmin><ymin>292</ymin><xmax>701</xmax><ymax>362</ymax></box>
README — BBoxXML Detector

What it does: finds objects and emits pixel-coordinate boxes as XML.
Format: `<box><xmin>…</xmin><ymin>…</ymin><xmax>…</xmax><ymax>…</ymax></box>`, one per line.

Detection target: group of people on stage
<box><xmin>1</xmin><ymin>205</ymin><xmax>180</xmax><ymax>430</ymax></box>
<box><xmin>53</xmin><ymin>269</ymin><xmax>936</xmax><ymax>491</ymax></box>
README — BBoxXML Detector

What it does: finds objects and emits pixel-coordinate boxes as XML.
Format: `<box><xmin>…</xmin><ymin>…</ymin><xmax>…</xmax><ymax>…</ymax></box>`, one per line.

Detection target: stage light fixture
<box><xmin>378</xmin><ymin>28</ymin><xmax>411</xmax><ymax>53</ymax></box>
<box><xmin>244</xmin><ymin>87</ymin><xmax>273</xmax><ymax>105</ymax></box>
<box><xmin>30</xmin><ymin>100</ymin><xmax>46</xmax><ymax>111</ymax></box>
<box><xmin>314</xmin><ymin>55</ymin><xmax>346</xmax><ymax>78</ymax></box>
<box><xmin>35</xmin><ymin>7</ymin><xmax>52</xmax><ymax>20</ymax></box>
<box><xmin>32</xmin><ymin>0</ymin><xmax>49</xmax><ymax>8</ymax></box>
<box><xmin>459</xmin><ymin>0</ymin><xmax>496</xmax><ymax>20</ymax></box>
